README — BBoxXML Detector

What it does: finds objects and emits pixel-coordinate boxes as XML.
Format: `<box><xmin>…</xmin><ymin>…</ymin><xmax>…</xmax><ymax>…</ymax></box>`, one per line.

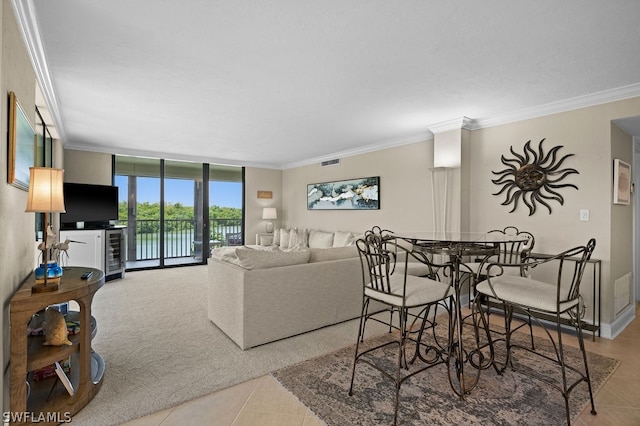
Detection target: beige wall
<box><xmin>282</xmin><ymin>140</ymin><xmax>435</xmax><ymax>233</ymax></box>
<box><xmin>244</xmin><ymin>167</ymin><xmax>282</xmax><ymax>242</ymax></box>
<box><xmin>63</xmin><ymin>149</ymin><xmax>113</xmax><ymax>185</ymax></box>
<box><xmin>469</xmin><ymin>98</ymin><xmax>640</xmax><ymax>328</ymax></box>
<box><xmin>1</xmin><ymin>0</ymin><xmax>38</xmax><ymax>409</ymax></box>
<box><xmin>280</xmin><ymin>97</ymin><xmax>640</xmax><ymax>335</ymax></box>
<box><xmin>610</xmin><ymin>123</ymin><xmax>634</xmax><ymax>315</ymax></box>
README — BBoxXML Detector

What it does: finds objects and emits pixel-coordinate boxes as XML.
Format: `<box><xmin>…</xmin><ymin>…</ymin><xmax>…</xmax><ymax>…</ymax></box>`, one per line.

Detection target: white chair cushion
<box><xmin>476</xmin><ymin>276</ymin><xmax>579</xmax><ymax>313</ymax></box>
<box><xmin>365</xmin><ymin>275</ymin><xmax>452</xmax><ymax>308</ymax></box>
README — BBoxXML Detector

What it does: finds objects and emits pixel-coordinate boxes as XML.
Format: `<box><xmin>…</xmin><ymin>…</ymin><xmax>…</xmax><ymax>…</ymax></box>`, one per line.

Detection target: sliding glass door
<box><xmin>164</xmin><ymin>160</ymin><xmax>205</xmax><ymax>265</ymax></box>
<box><xmin>115</xmin><ymin>157</ymin><xmax>162</xmax><ymax>268</ymax></box>
<box><xmin>209</xmin><ymin>165</ymin><xmax>244</xmax><ymax>249</ymax></box>
<box><xmin>114</xmin><ymin>156</ymin><xmax>242</xmax><ymax>270</ymax></box>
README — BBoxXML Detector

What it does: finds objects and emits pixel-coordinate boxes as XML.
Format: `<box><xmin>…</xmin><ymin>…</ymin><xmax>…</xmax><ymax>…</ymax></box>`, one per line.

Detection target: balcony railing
<box><xmin>120</xmin><ymin>218</ymin><xmax>242</xmax><ymax>261</ymax></box>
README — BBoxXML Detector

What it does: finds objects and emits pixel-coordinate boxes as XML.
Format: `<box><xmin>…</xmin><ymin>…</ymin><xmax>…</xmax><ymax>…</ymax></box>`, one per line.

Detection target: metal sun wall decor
<box><xmin>491</xmin><ymin>138</ymin><xmax>579</xmax><ymax>215</ymax></box>
<box><xmin>307</xmin><ymin>176</ymin><xmax>380</xmax><ymax>210</ymax></box>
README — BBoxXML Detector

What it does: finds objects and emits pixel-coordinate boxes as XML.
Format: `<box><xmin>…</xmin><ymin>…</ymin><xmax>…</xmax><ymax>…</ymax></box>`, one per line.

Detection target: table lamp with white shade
<box><xmin>25</xmin><ymin>167</ymin><xmax>65</xmax><ymax>293</ymax></box>
<box><xmin>262</xmin><ymin>207</ymin><xmax>277</xmax><ymax>233</ymax></box>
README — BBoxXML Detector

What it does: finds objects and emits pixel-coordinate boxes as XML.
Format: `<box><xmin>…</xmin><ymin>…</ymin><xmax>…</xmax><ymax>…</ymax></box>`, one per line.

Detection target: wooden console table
<box><xmin>9</xmin><ymin>267</ymin><xmax>105</xmax><ymax>425</ymax></box>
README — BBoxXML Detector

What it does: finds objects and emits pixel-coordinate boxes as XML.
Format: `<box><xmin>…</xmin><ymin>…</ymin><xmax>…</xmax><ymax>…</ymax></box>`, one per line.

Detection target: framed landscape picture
<box><xmin>307</xmin><ymin>176</ymin><xmax>380</xmax><ymax>210</ymax></box>
<box><xmin>613</xmin><ymin>159</ymin><xmax>631</xmax><ymax>205</ymax></box>
<box><xmin>8</xmin><ymin>91</ymin><xmax>35</xmax><ymax>191</ymax></box>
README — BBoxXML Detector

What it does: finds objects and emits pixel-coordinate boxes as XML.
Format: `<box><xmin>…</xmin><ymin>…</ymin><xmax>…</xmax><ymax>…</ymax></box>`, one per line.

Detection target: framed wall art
<box><xmin>8</xmin><ymin>91</ymin><xmax>35</xmax><ymax>191</ymax></box>
<box><xmin>613</xmin><ymin>158</ymin><xmax>631</xmax><ymax>205</ymax></box>
<box><xmin>307</xmin><ymin>176</ymin><xmax>379</xmax><ymax>210</ymax></box>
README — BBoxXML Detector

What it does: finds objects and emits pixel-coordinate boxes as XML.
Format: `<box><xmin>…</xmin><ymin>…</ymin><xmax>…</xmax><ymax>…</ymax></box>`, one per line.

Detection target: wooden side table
<box><xmin>9</xmin><ymin>267</ymin><xmax>105</xmax><ymax>425</ymax></box>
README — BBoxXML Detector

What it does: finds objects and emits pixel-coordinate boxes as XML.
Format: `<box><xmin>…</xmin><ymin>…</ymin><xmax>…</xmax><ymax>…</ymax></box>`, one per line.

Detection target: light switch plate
<box><xmin>580</xmin><ymin>209</ymin><xmax>590</xmax><ymax>221</ymax></box>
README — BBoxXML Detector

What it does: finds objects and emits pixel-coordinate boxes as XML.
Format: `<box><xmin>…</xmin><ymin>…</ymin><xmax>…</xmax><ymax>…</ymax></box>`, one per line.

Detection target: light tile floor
<box><xmin>125</xmin><ymin>305</ymin><xmax>640</xmax><ymax>426</ymax></box>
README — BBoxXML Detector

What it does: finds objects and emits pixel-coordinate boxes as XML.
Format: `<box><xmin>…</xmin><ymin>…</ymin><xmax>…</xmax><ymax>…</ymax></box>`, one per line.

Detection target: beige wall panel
<box><xmin>0</xmin><ymin>0</ymin><xmax>37</xmax><ymax>410</ymax></box>
<box><xmin>244</xmin><ymin>167</ymin><xmax>282</xmax><ymax>241</ymax></box>
<box><xmin>63</xmin><ymin>149</ymin><xmax>113</xmax><ymax>184</ymax></box>
<box><xmin>282</xmin><ymin>140</ymin><xmax>435</xmax><ymax>234</ymax></box>
<box><xmin>469</xmin><ymin>97</ymin><xmax>640</xmax><ymax>325</ymax></box>
<box><xmin>610</xmin><ymin>123</ymin><xmax>633</xmax><ymax>312</ymax></box>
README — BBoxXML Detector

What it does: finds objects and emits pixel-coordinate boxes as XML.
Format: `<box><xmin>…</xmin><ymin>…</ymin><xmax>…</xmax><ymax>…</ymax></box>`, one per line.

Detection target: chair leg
<box><xmin>349</xmin><ymin>299</ymin><xmax>368</xmax><ymax>395</ymax></box>
<box><xmin>575</xmin><ymin>317</ymin><xmax>597</xmax><ymax>417</ymax></box>
<box><xmin>393</xmin><ymin>307</ymin><xmax>408</xmax><ymax>426</ymax></box>
<box><xmin>526</xmin><ymin>309</ymin><xmax>535</xmax><ymax>350</ymax></box>
<box><xmin>555</xmin><ymin>315</ymin><xmax>572</xmax><ymax>425</ymax></box>
<box><xmin>502</xmin><ymin>304</ymin><xmax>514</xmax><ymax>372</ymax></box>
<box><xmin>359</xmin><ymin>299</ymin><xmax>371</xmax><ymax>342</ymax></box>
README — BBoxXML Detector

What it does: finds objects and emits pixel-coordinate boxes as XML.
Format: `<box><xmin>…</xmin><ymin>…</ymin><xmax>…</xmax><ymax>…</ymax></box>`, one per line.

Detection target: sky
<box><xmin>114</xmin><ymin>176</ymin><xmax>242</xmax><ymax>208</ymax></box>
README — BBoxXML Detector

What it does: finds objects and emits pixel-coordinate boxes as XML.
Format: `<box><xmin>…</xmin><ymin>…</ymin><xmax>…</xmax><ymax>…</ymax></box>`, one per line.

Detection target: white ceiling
<box><xmin>14</xmin><ymin>0</ymin><xmax>640</xmax><ymax>169</ymax></box>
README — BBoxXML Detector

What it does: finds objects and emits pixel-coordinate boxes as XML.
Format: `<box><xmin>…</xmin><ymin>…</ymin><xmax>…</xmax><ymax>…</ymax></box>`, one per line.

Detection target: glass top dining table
<box><xmin>389</xmin><ymin>231</ymin><xmax>530</xmax><ymax>397</ymax></box>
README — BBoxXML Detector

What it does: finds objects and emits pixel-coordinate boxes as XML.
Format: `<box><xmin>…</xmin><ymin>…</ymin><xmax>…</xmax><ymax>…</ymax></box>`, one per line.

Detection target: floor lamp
<box><xmin>25</xmin><ymin>167</ymin><xmax>66</xmax><ymax>293</ymax></box>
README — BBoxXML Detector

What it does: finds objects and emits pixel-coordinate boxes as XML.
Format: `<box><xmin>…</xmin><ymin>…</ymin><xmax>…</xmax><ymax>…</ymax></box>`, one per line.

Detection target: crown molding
<box><xmin>427</xmin><ymin>116</ymin><xmax>476</xmax><ymax>134</ymax></box>
<box><xmin>282</xmin><ymin>132</ymin><xmax>431</xmax><ymax>169</ymax></box>
<box><xmin>474</xmin><ymin>83</ymin><xmax>640</xmax><ymax>129</ymax></box>
<box><xmin>11</xmin><ymin>0</ymin><xmax>67</xmax><ymax>143</ymax></box>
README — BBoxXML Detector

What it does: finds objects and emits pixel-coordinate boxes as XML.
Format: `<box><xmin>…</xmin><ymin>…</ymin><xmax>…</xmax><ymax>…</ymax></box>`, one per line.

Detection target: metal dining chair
<box><xmin>349</xmin><ymin>227</ymin><xmax>453</xmax><ymax>425</ymax></box>
<box><xmin>474</xmin><ymin>238</ymin><xmax>597</xmax><ymax>425</ymax></box>
<box><xmin>463</xmin><ymin>226</ymin><xmax>536</xmax><ymax>349</ymax></box>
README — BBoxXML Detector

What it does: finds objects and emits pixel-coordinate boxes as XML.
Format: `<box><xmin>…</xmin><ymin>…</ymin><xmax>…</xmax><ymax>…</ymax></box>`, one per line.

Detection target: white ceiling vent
<box><xmin>321</xmin><ymin>159</ymin><xmax>340</xmax><ymax>167</ymax></box>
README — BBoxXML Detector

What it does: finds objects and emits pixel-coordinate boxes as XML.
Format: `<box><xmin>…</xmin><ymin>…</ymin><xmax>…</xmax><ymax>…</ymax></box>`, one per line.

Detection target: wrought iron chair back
<box><xmin>356</xmin><ymin>229</ymin><xmax>395</xmax><ymax>295</ymax></box>
<box><xmin>486</xmin><ymin>226</ymin><xmax>535</xmax><ymax>268</ymax></box>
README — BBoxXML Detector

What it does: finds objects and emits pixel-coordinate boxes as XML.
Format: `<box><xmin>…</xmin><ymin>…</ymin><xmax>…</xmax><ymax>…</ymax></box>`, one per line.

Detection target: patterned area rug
<box><xmin>272</xmin><ymin>324</ymin><xmax>619</xmax><ymax>426</ymax></box>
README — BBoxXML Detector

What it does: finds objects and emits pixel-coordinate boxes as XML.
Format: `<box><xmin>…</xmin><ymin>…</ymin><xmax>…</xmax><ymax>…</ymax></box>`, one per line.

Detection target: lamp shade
<box><xmin>25</xmin><ymin>167</ymin><xmax>66</xmax><ymax>213</ymax></box>
<box><xmin>262</xmin><ymin>207</ymin><xmax>277</xmax><ymax>220</ymax></box>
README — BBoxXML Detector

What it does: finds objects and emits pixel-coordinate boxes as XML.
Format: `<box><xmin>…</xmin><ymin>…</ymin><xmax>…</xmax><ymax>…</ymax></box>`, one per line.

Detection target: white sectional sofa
<box><xmin>207</xmin><ymin>228</ymin><xmax>377</xmax><ymax>349</ymax></box>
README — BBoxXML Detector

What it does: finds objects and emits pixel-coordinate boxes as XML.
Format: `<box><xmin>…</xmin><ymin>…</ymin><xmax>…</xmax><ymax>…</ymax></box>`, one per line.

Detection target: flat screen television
<box><xmin>60</xmin><ymin>183</ymin><xmax>119</xmax><ymax>229</ymax></box>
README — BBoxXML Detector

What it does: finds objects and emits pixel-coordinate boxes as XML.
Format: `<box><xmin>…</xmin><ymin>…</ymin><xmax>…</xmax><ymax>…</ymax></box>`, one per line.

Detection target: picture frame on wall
<box><xmin>613</xmin><ymin>158</ymin><xmax>631</xmax><ymax>205</ymax></box>
<box><xmin>307</xmin><ymin>176</ymin><xmax>380</xmax><ymax>210</ymax></box>
<box><xmin>8</xmin><ymin>91</ymin><xmax>35</xmax><ymax>191</ymax></box>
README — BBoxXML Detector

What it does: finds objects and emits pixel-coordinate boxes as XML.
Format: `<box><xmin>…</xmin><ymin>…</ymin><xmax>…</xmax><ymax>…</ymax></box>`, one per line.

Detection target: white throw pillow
<box><xmin>271</xmin><ymin>227</ymin><xmax>281</xmax><ymax>247</ymax></box>
<box><xmin>279</xmin><ymin>228</ymin><xmax>291</xmax><ymax>249</ymax></box>
<box><xmin>308</xmin><ymin>230</ymin><xmax>335</xmax><ymax>248</ymax></box>
<box><xmin>259</xmin><ymin>235</ymin><xmax>274</xmax><ymax>246</ymax></box>
<box><xmin>333</xmin><ymin>230</ymin><xmax>355</xmax><ymax>247</ymax></box>
<box><xmin>211</xmin><ymin>246</ymin><xmax>243</xmax><ymax>260</ymax></box>
<box><xmin>234</xmin><ymin>248</ymin><xmax>310</xmax><ymax>269</ymax></box>
<box><xmin>288</xmin><ymin>228</ymin><xmax>309</xmax><ymax>249</ymax></box>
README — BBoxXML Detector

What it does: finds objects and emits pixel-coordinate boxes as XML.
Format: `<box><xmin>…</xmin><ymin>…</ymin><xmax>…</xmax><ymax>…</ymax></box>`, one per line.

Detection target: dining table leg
<box><xmin>446</xmin><ymin>253</ymin><xmax>481</xmax><ymax>398</ymax></box>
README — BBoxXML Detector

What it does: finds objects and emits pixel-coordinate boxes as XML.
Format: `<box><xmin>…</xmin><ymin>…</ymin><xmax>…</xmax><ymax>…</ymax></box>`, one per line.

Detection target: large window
<box><xmin>115</xmin><ymin>156</ymin><xmax>243</xmax><ymax>270</ymax></box>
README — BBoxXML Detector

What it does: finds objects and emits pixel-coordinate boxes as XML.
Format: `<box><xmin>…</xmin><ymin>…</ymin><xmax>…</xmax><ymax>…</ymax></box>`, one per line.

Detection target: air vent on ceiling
<box><xmin>321</xmin><ymin>159</ymin><xmax>340</xmax><ymax>167</ymax></box>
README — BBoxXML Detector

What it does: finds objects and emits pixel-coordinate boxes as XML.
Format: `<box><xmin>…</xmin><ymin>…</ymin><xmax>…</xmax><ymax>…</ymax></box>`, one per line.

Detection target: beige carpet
<box><xmin>69</xmin><ymin>265</ymin><xmax>389</xmax><ymax>426</ymax></box>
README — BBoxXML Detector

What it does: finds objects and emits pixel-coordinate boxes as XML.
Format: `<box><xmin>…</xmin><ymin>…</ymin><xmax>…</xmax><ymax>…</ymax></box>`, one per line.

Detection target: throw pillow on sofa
<box><xmin>308</xmin><ymin>230</ymin><xmax>334</xmax><ymax>248</ymax></box>
<box><xmin>333</xmin><ymin>230</ymin><xmax>355</xmax><ymax>247</ymax></box>
<box><xmin>234</xmin><ymin>247</ymin><xmax>310</xmax><ymax>269</ymax></box>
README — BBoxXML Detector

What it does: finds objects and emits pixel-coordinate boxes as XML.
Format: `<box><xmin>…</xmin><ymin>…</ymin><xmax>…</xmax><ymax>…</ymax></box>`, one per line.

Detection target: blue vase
<box><xmin>35</xmin><ymin>261</ymin><xmax>63</xmax><ymax>280</ymax></box>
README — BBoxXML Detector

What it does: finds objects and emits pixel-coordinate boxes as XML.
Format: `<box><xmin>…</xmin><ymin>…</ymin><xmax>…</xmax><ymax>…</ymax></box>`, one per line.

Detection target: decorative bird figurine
<box><xmin>37</xmin><ymin>225</ymin><xmax>59</xmax><ymax>263</ymax></box>
<box><xmin>52</xmin><ymin>238</ymin><xmax>86</xmax><ymax>266</ymax></box>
